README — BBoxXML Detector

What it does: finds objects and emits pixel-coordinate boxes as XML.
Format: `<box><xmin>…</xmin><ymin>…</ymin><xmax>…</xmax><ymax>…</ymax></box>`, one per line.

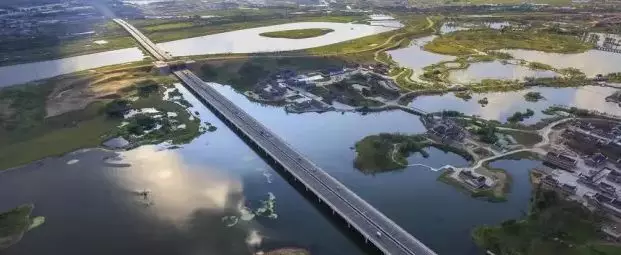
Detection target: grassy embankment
<box><xmin>472</xmin><ymin>188</ymin><xmax>621</xmax><ymax>255</ymax></box>
<box><xmin>0</xmin><ymin>65</ymin><xmax>201</xmax><ymax>171</ymax></box>
<box><xmin>259</xmin><ymin>28</ymin><xmax>334</xmax><ymax>39</ymax></box>
<box><xmin>0</xmin><ymin>21</ymin><xmax>137</xmax><ymax>67</ymax></box>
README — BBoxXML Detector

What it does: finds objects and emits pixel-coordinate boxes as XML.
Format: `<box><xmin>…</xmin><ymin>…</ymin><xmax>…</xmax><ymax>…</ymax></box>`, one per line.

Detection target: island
<box><xmin>259</xmin><ymin>28</ymin><xmax>335</xmax><ymax>39</ymax></box>
<box><xmin>524</xmin><ymin>91</ymin><xmax>545</xmax><ymax>102</ymax></box>
<box><xmin>353</xmin><ymin>133</ymin><xmax>433</xmax><ymax>172</ymax></box>
<box><xmin>0</xmin><ymin>204</ymin><xmax>45</xmax><ymax>250</ymax></box>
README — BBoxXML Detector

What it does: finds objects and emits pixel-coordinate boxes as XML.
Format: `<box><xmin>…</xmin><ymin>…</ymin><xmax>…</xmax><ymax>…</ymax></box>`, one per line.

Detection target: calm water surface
<box><xmin>1</xmin><ymin>82</ymin><xmax>541</xmax><ymax>255</ymax></box>
<box><xmin>449</xmin><ymin>61</ymin><xmax>558</xmax><ymax>83</ymax></box>
<box><xmin>409</xmin><ymin>86</ymin><xmax>619</xmax><ymax>124</ymax></box>
<box><xmin>157</xmin><ymin>22</ymin><xmax>397</xmax><ymax>57</ymax></box>
<box><xmin>0</xmin><ymin>48</ymin><xmax>145</xmax><ymax>87</ymax></box>
<box><xmin>502</xmin><ymin>49</ymin><xmax>621</xmax><ymax>77</ymax></box>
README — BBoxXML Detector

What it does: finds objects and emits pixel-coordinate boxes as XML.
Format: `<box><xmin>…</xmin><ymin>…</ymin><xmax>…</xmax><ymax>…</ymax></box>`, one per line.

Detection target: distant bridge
<box><xmin>116</xmin><ymin>19</ymin><xmax>437</xmax><ymax>255</ymax></box>
<box><xmin>113</xmin><ymin>19</ymin><xmax>172</xmax><ymax>61</ymax></box>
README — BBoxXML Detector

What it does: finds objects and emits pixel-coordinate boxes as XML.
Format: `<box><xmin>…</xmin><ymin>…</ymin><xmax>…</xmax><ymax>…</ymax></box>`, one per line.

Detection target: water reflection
<box><xmin>157</xmin><ymin>22</ymin><xmax>397</xmax><ymax>57</ymax></box>
<box><xmin>387</xmin><ymin>36</ymin><xmax>455</xmax><ymax>81</ymax></box>
<box><xmin>503</xmin><ymin>49</ymin><xmax>621</xmax><ymax>77</ymax></box>
<box><xmin>0</xmin><ymin>48</ymin><xmax>145</xmax><ymax>88</ymax></box>
<box><xmin>111</xmin><ymin>146</ymin><xmax>243</xmax><ymax>222</ymax></box>
<box><xmin>449</xmin><ymin>61</ymin><xmax>557</xmax><ymax>83</ymax></box>
<box><xmin>409</xmin><ymin>86</ymin><xmax>618</xmax><ymax>124</ymax></box>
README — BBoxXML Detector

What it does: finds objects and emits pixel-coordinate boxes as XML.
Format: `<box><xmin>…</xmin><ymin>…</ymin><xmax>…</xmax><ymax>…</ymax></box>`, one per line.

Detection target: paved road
<box><xmin>175</xmin><ymin>70</ymin><xmax>436</xmax><ymax>255</ymax></box>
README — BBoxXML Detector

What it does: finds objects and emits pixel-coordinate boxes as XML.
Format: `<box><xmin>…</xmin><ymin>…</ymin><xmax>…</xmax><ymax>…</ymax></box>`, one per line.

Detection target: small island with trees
<box><xmin>259</xmin><ymin>28</ymin><xmax>334</xmax><ymax>39</ymax></box>
<box><xmin>0</xmin><ymin>204</ymin><xmax>45</xmax><ymax>250</ymax></box>
<box><xmin>524</xmin><ymin>91</ymin><xmax>545</xmax><ymax>102</ymax></box>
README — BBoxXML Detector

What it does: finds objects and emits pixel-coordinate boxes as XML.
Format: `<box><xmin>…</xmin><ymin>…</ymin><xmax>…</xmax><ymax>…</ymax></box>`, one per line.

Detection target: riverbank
<box><xmin>0</xmin><ymin>65</ymin><xmax>204</xmax><ymax>171</ymax></box>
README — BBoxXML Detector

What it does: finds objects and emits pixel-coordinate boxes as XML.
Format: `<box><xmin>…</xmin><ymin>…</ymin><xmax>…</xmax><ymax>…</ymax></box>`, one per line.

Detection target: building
<box><xmin>586</xmin><ymin>153</ymin><xmax>608</xmax><ymax>167</ymax></box>
<box><xmin>560</xmin><ymin>183</ymin><xmax>578</xmax><ymax>196</ymax></box>
<box><xmin>542</xmin><ymin>175</ymin><xmax>559</xmax><ymax>188</ymax></box>
<box><xmin>607</xmin><ymin>170</ymin><xmax>621</xmax><ymax>184</ymax></box>
<box><xmin>458</xmin><ymin>170</ymin><xmax>487</xmax><ymax>190</ymax></box>
<box><xmin>544</xmin><ymin>151</ymin><xmax>577</xmax><ymax>171</ymax></box>
<box><xmin>598</xmin><ymin>182</ymin><xmax>617</xmax><ymax>197</ymax></box>
<box><xmin>427</xmin><ymin>119</ymin><xmax>466</xmax><ymax>142</ymax></box>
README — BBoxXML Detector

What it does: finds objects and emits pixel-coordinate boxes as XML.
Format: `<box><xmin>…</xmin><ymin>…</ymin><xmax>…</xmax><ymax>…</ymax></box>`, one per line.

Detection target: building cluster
<box><xmin>246</xmin><ymin>64</ymin><xmax>399</xmax><ymax>112</ymax></box>
<box><xmin>0</xmin><ymin>0</ymin><xmax>102</xmax><ymax>39</ymax></box>
<box><xmin>425</xmin><ymin>116</ymin><xmax>466</xmax><ymax>142</ymax></box>
<box><xmin>458</xmin><ymin>170</ymin><xmax>489</xmax><ymax>190</ymax></box>
<box><xmin>544</xmin><ymin>151</ymin><xmax>578</xmax><ymax>171</ymax></box>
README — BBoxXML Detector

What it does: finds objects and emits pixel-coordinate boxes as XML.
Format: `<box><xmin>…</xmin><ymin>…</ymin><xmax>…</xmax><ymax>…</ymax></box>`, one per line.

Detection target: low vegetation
<box><xmin>0</xmin><ymin>21</ymin><xmax>136</xmax><ymax>67</ymax></box>
<box><xmin>524</xmin><ymin>91</ymin><xmax>545</xmax><ymax>102</ymax></box>
<box><xmin>472</xmin><ymin>188</ymin><xmax>621</xmax><ymax>255</ymax></box>
<box><xmin>0</xmin><ymin>204</ymin><xmax>44</xmax><ymax>250</ymax></box>
<box><xmin>259</xmin><ymin>28</ymin><xmax>334</xmax><ymax>39</ymax></box>
<box><xmin>354</xmin><ymin>133</ymin><xmax>431</xmax><ymax>172</ymax></box>
<box><xmin>0</xmin><ymin>66</ymin><xmax>201</xmax><ymax>171</ymax></box>
<box><xmin>507</xmin><ymin>109</ymin><xmax>535</xmax><ymax>123</ymax></box>
<box><xmin>424</xmin><ymin>29</ymin><xmax>592</xmax><ymax>56</ymax></box>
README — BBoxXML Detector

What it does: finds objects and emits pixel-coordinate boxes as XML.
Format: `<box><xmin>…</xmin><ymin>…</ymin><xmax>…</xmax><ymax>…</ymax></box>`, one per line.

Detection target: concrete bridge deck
<box><xmin>116</xmin><ymin>18</ymin><xmax>436</xmax><ymax>255</ymax></box>
<box><xmin>113</xmin><ymin>19</ymin><xmax>172</xmax><ymax>61</ymax></box>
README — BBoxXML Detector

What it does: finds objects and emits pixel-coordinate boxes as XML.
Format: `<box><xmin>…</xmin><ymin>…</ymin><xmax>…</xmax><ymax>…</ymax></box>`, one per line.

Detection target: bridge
<box><xmin>116</xmin><ymin>19</ymin><xmax>437</xmax><ymax>255</ymax></box>
<box><xmin>113</xmin><ymin>19</ymin><xmax>172</xmax><ymax>61</ymax></box>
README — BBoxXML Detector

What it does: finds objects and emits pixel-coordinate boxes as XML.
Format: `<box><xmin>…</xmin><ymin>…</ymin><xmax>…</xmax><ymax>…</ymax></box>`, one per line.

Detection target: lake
<box><xmin>0</xmin><ymin>81</ymin><xmax>539</xmax><ymax>255</ymax></box>
<box><xmin>502</xmin><ymin>49</ymin><xmax>621</xmax><ymax>77</ymax></box>
<box><xmin>0</xmin><ymin>48</ymin><xmax>145</xmax><ymax>88</ymax></box>
<box><xmin>157</xmin><ymin>22</ymin><xmax>397</xmax><ymax>57</ymax></box>
<box><xmin>409</xmin><ymin>85</ymin><xmax>619</xmax><ymax>124</ymax></box>
<box><xmin>449</xmin><ymin>61</ymin><xmax>558</xmax><ymax>83</ymax></box>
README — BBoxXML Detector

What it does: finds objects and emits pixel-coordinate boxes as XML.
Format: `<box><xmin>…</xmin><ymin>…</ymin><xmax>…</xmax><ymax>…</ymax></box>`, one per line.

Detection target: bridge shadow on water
<box><xmin>182</xmin><ymin>81</ymin><xmax>383</xmax><ymax>255</ymax></box>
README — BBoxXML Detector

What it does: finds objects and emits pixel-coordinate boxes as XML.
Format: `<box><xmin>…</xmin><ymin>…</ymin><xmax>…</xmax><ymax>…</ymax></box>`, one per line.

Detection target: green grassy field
<box><xmin>132</xmin><ymin>14</ymin><xmax>367</xmax><ymax>43</ymax></box>
<box><xmin>0</xmin><ymin>21</ymin><xmax>137</xmax><ymax>67</ymax></box>
<box><xmin>260</xmin><ymin>28</ymin><xmax>334</xmax><ymax>39</ymax></box>
<box><xmin>424</xmin><ymin>29</ymin><xmax>592</xmax><ymax>55</ymax></box>
<box><xmin>354</xmin><ymin>133</ymin><xmax>432</xmax><ymax>173</ymax></box>
<box><xmin>0</xmin><ymin>66</ymin><xmax>198</xmax><ymax>171</ymax></box>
